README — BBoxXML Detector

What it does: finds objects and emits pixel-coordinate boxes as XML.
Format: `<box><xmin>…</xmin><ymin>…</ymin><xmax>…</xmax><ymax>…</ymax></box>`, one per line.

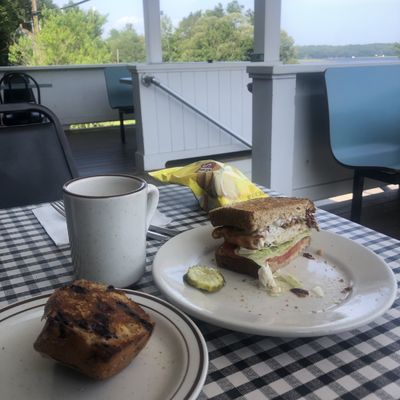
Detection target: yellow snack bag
<box><xmin>149</xmin><ymin>160</ymin><xmax>267</xmax><ymax>210</ymax></box>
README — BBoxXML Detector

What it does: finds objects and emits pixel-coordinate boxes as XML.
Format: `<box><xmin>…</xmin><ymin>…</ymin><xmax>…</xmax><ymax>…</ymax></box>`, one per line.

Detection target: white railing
<box><xmin>0</xmin><ymin>63</ymin><xmax>253</xmax><ymax>172</ymax></box>
<box><xmin>129</xmin><ymin>62</ymin><xmax>252</xmax><ymax>170</ymax></box>
<box><xmin>0</xmin><ymin>64</ymin><xmax>120</xmax><ymax>125</ymax></box>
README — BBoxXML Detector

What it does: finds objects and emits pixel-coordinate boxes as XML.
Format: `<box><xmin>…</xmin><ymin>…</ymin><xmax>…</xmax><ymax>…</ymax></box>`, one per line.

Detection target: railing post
<box><xmin>142</xmin><ymin>0</ymin><xmax>162</xmax><ymax>63</ymax></box>
<box><xmin>248</xmin><ymin>67</ymin><xmax>297</xmax><ymax>195</ymax></box>
<box><xmin>253</xmin><ymin>0</ymin><xmax>282</xmax><ymax>63</ymax></box>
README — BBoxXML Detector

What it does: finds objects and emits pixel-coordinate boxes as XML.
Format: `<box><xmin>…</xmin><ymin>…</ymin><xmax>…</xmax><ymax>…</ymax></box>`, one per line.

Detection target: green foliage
<box><xmin>106</xmin><ymin>24</ymin><xmax>145</xmax><ymax>63</ymax></box>
<box><xmin>70</xmin><ymin>120</ymin><xmax>135</xmax><ymax>130</ymax></box>
<box><xmin>394</xmin><ymin>43</ymin><xmax>400</xmax><ymax>57</ymax></box>
<box><xmin>0</xmin><ymin>0</ymin><xmax>56</xmax><ymax>65</ymax></box>
<box><xmin>280</xmin><ymin>30</ymin><xmax>298</xmax><ymax>64</ymax></box>
<box><xmin>161</xmin><ymin>13</ymin><xmax>175</xmax><ymax>62</ymax></box>
<box><xmin>162</xmin><ymin>2</ymin><xmax>253</xmax><ymax>62</ymax></box>
<box><xmin>174</xmin><ymin>13</ymin><xmax>253</xmax><ymax>61</ymax></box>
<box><xmin>5</xmin><ymin>0</ymin><xmax>298</xmax><ymax>66</ymax></box>
<box><xmin>0</xmin><ymin>1</ymin><xmax>41</xmax><ymax>64</ymax></box>
<box><xmin>162</xmin><ymin>1</ymin><xmax>296</xmax><ymax>64</ymax></box>
<box><xmin>9</xmin><ymin>7</ymin><xmax>111</xmax><ymax>65</ymax></box>
<box><xmin>7</xmin><ymin>1</ymin><xmax>398</xmax><ymax>67</ymax></box>
<box><xmin>226</xmin><ymin>1</ymin><xmax>244</xmax><ymax>14</ymax></box>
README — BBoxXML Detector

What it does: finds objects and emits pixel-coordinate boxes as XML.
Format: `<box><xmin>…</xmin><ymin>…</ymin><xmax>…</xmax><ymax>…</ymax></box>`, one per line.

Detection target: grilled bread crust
<box><xmin>209</xmin><ymin>197</ymin><xmax>316</xmax><ymax>232</ymax></box>
<box><xmin>34</xmin><ymin>280</ymin><xmax>154</xmax><ymax>380</ymax></box>
<box><xmin>215</xmin><ymin>236</ymin><xmax>311</xmax><ymax>278</ymax></box>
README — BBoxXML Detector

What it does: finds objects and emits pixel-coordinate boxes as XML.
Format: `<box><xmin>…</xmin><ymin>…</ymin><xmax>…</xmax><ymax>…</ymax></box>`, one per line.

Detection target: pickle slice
<box><xmin>184</xmin><ymin>265</ymin><xmax>225</xmax><ymax>293</ymax></box>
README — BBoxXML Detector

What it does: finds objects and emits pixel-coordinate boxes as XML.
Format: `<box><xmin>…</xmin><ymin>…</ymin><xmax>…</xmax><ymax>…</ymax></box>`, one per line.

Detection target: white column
<box><xmin>253</xmin><ymin>0</ymin><xmax>282</xmax><ymax>63</ymax></box>
<box><xmin>143</xmin><ymin>0</ymin><xmax>162</xmax><ymax>63</ymax></box>
<box><xmin>248</xmin><ymin>68</ymin><xmax>297</xmax><ymax>195</ymax></box>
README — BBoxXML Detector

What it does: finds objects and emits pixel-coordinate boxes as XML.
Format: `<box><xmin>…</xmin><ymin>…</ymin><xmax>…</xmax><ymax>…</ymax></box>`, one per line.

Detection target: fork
<box><xmin>49</xmin><ymin>200</ymin><xmax>179</xmax><ymax>241</ymax></box>
<box><xmin>50</xmin><ymin>200</ymin><xmax>65</xmax><ymax>217</ymax></box>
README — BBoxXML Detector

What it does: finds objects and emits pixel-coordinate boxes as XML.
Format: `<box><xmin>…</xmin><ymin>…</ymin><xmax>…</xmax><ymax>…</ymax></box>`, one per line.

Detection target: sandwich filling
<box><xmin>213</xmin><ymin>216</ymin><xmax>317</xmax><ymax>294</ymax></box>
<box><xmin>210</xmin><ymin>197</ymin><xmax>319</xmax><ymax>295</ymax></box>
<box><xmin>212</xmin><ymin>214</ymin><xmax>317</xmax><ymax>250</ymax></box>
<box><xmin>236</xmin><ymin>230</ymin><xmax>311</xmax><ymax>262</ymax></box>
<box><xmin>240</xmin><ymin>231</ymin><xmax>310</xmax><ymax>295</ymax></box>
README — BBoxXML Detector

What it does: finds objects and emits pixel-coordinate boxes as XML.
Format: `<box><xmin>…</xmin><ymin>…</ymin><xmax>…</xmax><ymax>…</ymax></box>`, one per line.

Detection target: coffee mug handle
<box><xmin>145</xmin><ymin>184</ymin><xmax>160</xmax><ymax>230</ymax></box>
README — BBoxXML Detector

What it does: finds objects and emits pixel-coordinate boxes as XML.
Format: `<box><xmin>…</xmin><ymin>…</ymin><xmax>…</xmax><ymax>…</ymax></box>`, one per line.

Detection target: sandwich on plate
<box><xmin>209</xmin><ymin>197</ymin><xmax>319</xmax><ymax>294</ymax></box>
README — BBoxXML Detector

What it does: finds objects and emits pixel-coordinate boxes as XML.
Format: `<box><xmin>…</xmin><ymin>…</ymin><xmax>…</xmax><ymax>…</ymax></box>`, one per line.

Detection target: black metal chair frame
<box><xmin>0</xmin><ymin>103</ymin><xmax>78</xmax><ymax>207</ymax></box>
<box><xmin>351</xmin><ymin>168</ymin><xmax>400</xmax><ymax>222</ymax></box>
<box><xmin>0</xmin><ymin>72</ymin><xmax>41</xmax><ymax>103</ymax></box>
<box><xmin>117</xmin><ymin>106</ymin><xmax>134</xmax><ymax>144</ymax></box>
<box><xmin>0</xmin><ymin>72</ymin><xmax>43</xmax><ymax>125</ymax></box>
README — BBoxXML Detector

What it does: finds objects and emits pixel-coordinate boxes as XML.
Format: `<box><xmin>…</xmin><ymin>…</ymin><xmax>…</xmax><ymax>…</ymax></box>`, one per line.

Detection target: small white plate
<box><xmin>0</xmin><ymin>290</ymin><xmax>208</xmax><ymax>400</ymax></box>
<box><xmin>153</xmin><ymin>225</ymin><xmax>397</xmax><ymax>337</ymax></box>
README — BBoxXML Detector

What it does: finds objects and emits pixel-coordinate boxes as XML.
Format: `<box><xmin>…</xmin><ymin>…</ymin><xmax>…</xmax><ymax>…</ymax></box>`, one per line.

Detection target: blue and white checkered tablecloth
<box><xmin>1</xmin><ymin>185</ymin><xmax>399</xmax><ymax>399</ymax></box>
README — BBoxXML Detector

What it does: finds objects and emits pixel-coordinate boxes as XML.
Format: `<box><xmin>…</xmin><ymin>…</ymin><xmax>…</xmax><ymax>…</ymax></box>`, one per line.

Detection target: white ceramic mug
<box><xmin>63</xmin><ymin>175</ymin><xmax>159</xmax><ymax>287</ymax></box>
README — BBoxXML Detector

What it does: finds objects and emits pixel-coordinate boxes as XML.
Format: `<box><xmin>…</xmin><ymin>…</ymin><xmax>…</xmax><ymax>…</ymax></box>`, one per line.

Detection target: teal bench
<box><xmin>324</xmin><ymin>65</ymin><xmax>400</xmax><ymax>222</ymax></box>
<box><xmin>104</xmin><ymin>66</ymin><xmax>134</xmax><ymax>144</ymax></box>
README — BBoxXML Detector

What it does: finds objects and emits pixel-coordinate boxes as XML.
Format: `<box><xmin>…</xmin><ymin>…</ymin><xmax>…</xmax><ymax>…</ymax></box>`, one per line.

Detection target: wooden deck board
<box><xmin>67</xmin><ymin>126</ymin><xmax>137</xmax><ymax>177</ymax></box>
<box><xmin>319</xmin><ymin>189</ymin><xmax>400</xmax><ymax>240</ymax></box>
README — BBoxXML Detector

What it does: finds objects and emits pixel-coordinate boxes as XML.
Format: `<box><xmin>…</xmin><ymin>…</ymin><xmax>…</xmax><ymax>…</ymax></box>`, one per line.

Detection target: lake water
<box><xmin>299</xmin><ymin>56</ymin><xmax>399</xmax><ymax>64</ymax></box>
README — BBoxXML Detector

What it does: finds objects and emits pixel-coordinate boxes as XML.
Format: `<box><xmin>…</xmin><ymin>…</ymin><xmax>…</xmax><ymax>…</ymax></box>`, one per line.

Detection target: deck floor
<box><xmin>67</xmin><ymin>126</ymin><xmax>137</xmax><ymax>177</ymax></box>
<box><xmin>66</xmin><ymin>127</ymin><xmax>400</xmax><ymax>240</ymax></box>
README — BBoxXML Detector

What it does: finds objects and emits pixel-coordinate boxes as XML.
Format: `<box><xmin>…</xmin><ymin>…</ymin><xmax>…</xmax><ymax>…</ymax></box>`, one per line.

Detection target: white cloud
<box><xmin>112</xmin><ymin>16</ymin><xmax>144</xmax><ymax>32</ymax></box>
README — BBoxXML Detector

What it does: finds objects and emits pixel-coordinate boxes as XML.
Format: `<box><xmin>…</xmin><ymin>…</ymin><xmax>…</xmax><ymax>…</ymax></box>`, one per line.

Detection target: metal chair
<box><xmin>0</xmin><ymin>103</ymin><xmax>78</xmax><ymax>209</ymax></box>
<box><xmin>104</xmin><ymin>66</ymin><xmax>134</xmax><ymax>144</ymax></box>
<box><xmin>324</xmin><ymin>65</ymin><xmax>400</xmax><ymax>222</ymax></box>
<box><xmin>0</xmin><ymin>72</ymin><xmax>43</xmax><ymax>125</ymax></box>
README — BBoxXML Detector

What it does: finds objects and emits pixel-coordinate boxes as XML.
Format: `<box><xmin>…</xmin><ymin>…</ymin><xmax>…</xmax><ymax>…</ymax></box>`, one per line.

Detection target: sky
<box><xmin>52</xmin><ymin>0</ymin><xmax>400</xmax><ymax>46</ymax></box>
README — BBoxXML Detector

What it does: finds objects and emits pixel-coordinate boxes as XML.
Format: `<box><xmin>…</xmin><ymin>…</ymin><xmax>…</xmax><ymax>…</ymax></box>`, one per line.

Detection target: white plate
<box><xmin>153</xmin><ymin>225</ymin><xmax>397</xmax><ymax>337</ymax></box>
<box><xmin>0</xmin><ymin>290</ymin><xmax>208</xmax><ymax>400</ymax></box>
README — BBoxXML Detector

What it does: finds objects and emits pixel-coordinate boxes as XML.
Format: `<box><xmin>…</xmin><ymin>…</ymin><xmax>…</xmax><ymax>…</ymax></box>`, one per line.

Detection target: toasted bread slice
<box><xmin>34</xmin><ymin>280</ymin><xmax>154</xmax><ymax>380</ymax></box>
<box><xmin>209</xmin><ymin>197</ymin><xmax>316</xmax><ymax>232</ymax></box>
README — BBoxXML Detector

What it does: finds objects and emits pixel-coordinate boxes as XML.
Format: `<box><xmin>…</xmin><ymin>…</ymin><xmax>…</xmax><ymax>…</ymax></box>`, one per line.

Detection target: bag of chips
<box><xmin>149</xmin><ymin>160</ymin><xmax>267</xmax><ymax>211</ymax></box>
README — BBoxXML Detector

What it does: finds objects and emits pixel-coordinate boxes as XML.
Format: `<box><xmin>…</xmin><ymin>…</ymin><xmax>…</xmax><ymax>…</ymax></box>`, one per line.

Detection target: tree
<box><xmin>280</xmin><ymin>30</ymin><xmax>298</xmax><ymax>64</ymax></box>
<box><xmin>6</xmin><ymin>1</ymin><xmax>298</xmax><ymax>66</ymax></box>
<box><xmin>9</xmin><ymin>7</ymin><xmax>111</xmax><ymax>66</ymax></box>
<box><xmin>106</xmin><ymin>24</ymin><xmax>145</xmax><ymax>63</ymax></box>
<box><xmin>226</xmin><ymin>0</ymin><xmax>244</xmax><ymax>14</ymax></box>
<box><xmin>394</xmin><ymin>43</ymin><xmax>400</xmax><ymax>57</ymax></box>
<box><xmin>0</xmin><ymin>0</ymin><xmax>56</xmax><ymax>65</ymax></box>
<box><xmin>181</xmin><ymin>13</ymin><xmax>253</xmax><ymax>61</ymax></box>
<box><xmin>162</xmin><ymin>1</ymin><xmax>297</xmax><ymax>64</ymax></box>
<box><xmin>161</xmin><ymin>13</ymin><xmax>175</xmax><ymax>62</ymax></box>
<box><xmin>164</xmin><ymin>2</ymin><xmax>253</xmax><ymax>62</ymax></box>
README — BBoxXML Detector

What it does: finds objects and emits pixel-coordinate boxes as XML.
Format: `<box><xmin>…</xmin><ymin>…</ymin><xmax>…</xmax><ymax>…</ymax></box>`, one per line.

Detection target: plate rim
<box><xmin>153</xmin><ymin>224</ymin><xmax>397</xmax><ymax>337</ymax></box>
<box><xmin>0</xmin><ymin>289</ymin><xmax>209</xmax><ymax>400</ymax></box>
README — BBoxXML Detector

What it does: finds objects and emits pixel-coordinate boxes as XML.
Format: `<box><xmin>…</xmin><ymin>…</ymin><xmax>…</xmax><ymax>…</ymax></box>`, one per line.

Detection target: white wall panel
<box><xmin>206</xmin><ymin>71</ymin><xmax>222</xmax><ymax>147</ymax></box>
<box><xmin>231</xmin><ymin>70</ymin><xmax>244</xmax><ymax>144</ymax></box>
<box><xmin>131</xmin><ymin>63</ymin><xmax>252</xmax><ymax>170</ymax></box>
<box><xmin>180</xmin><ymin>72</ymin><xmax>198</xmax><ymax>150</ymax></box>
<box><xmin>139</xmin><ymin>78</ymin><xmax>160</xmax><ymax>155</ymax></box>
<box><xmin>219</xmin><ymin>70</ymin><xmax>232</xmax><ymax>147</ymax></box>
<box><xmin>193</xmin><ymin>71</ymin><xmax>210</xmax><ymax>149</ymax></box>
<box><xmin>164</xmin><ymin>72</ymin><xmax>185</xmax><ymax>153</ymax></box>
<box><xmin>0</xmin><ymin>65</ymin><xmax>123</xmax><ymax>126</ymax></box>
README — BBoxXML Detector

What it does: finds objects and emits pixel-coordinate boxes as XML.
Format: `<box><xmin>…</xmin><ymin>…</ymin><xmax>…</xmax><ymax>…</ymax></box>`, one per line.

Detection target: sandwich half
<box><xmin>209</xmin><ymin>197</ymin><xmax>319</xmax><ymax>290</ymax></box>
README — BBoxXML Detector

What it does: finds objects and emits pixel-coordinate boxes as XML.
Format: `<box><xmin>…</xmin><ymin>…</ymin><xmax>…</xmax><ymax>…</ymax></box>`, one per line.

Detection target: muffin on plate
<box><xmin>34</xmin><ymin>279</ymin><xmax>154</xmax><ymax>380</ymax></box>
